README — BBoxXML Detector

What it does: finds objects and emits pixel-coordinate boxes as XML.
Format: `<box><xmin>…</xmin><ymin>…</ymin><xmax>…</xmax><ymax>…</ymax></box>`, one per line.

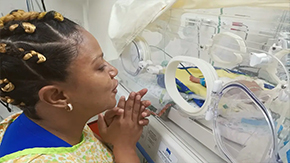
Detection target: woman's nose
<box><xmin>109</xmin><ymin>64</ymin><xmax>118</xmax><ymax>78</ymax></box>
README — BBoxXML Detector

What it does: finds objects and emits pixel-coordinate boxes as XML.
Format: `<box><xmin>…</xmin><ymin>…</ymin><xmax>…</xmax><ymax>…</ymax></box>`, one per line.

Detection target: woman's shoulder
<box><xmin>0</xmin><ymin>112</ymin><xmax>22</xmax><ymax>125</ymax></box>
<box><xmin>0</xmin><ymin>123</ymin><xmax>113</xmax><ymax>163</ymax></box>
<box><xmin>0</xmin><ymin>112</ymin><xmax>22</xmax><ymax>142</ymax></box>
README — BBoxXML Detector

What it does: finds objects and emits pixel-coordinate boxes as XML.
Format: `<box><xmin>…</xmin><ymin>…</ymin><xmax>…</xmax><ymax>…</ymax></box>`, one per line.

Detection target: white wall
<box><xmin>0</xmin><ymin>0</ymin><xmax>27</xmax><ymax>16</ymax></box>
<box><xmin>45</xmin><ymin>0</ymin><xmax>85</xmax><ymax>27</ymax></box>
<box><xmin>86</xmin><ymin>0</ymin><xmax>118</xmax><ymax>61</ymax></box>
<box><xmin>0</xmin><ymin>0</ymin><xmax>85</xmax><ymax>26</ymax></box>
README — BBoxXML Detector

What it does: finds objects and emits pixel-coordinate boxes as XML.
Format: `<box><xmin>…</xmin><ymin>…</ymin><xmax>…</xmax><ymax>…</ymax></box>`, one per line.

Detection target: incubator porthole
<box><xmin>121</xmin><ymin>41</ymin><xmax>142</xmax><ymax>76</ymax></box>
<box><xmin>174</xmin><ymin>62</ymin><xmax>207</xmax><ymax>110</ymax></box>
<box><xmin>212</xmin><ymin>82</ymin><xmax>277</xmax><ymax>163</ymax></box>
<box><xmin>120</xmin><ymin>37</ymin><xmax>150</xmax><ymax>76</ymax></box>
<box><xmin>165</xmin><ymin>56</ymin><xmax>218</xmax><ymax>117</ymax></box>
<box><xmin>209</xmin><ymin>32</ymin><xmax>248</xmax><ymax>68</ymax></box>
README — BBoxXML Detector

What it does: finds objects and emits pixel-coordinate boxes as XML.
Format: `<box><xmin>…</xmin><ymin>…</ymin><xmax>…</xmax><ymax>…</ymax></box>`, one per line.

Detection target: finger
<box><xmin>139</xmin><ymin>101</ymin><xmax>151</xmax><ymax>119</ymax></box>
<box><xmin>124</xmin><ymin>92</ymin><xmax>136</xmax><ymax>119</ymax></box>
<box><xmin>117</xmin><ymin>96</ymin><xmax>126</xmax><ymax>119</ymax></box>
<box><xmin>141</xmin><ymin>100</ymin><xmax>151</xmax><ymax>108</ymax></box>
<box><xmin>104</xmin><ymin>107</ymin><xmax>122</xmax><ymax>121</ymax></box>
<box><xmin>117</xmin><ymin>108</ymin><xmax>124</xmax><ymax>114</ymax></box>
<box><xmin>138</xmin><ymin>105</ymin><xmax>145</xmax><ymax>120</ymax></box>
<box><xmin>97</xmin><ymin>114</ymin><xmax>107</xmax><ymax>135</ymax></box>
<box><xmin>117</xmin><ymin>96</ymin><xmax>126</xmax><ymax>108</ymax></box>
<box><xmin>141</xmin><ymin>109</ymin><xmax>151</xmax><ymax>118</ymax></box>
<box><xmin>139</xmin><ymin>118</ymin><xmax>149</xmax><ymax>126</ymax></box>
<box><xmin>104</xmin><ymin>107</ymin><xmax>119</xmax><ymax>126</ymax></box>
<box><xmin>136</xmin><ymin>88</ymin><xmax>148</xmax><ymax>98</ymax></box>
<box><xmin>132</xmin><ymin>94</ymin><xmax>141</xmax><ymax>122</ymax></box>
<box><xmin>140</xmin><ymin>104</ymin><xmax>145</xmax><ymax>113</ymax></box>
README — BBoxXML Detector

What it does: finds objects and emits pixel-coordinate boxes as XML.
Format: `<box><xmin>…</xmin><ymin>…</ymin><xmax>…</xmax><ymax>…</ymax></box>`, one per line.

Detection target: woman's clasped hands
<box><xmin>97</xmin><ymin>88</ymin><xmax>151</xmax><ymax>162</ymax></box>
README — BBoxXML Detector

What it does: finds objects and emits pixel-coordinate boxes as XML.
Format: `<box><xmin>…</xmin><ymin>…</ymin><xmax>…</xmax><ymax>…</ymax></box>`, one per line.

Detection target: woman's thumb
<box><xmin>97</xmin><ymin>113</ymin><xmax>107</xmax><ymax>134</ymax></box>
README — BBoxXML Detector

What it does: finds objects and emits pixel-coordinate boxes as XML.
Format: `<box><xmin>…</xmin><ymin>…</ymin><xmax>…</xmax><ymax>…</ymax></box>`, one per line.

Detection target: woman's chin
<box><xmin>107</xmin><ymin>100</ymin><xmax>117</xmax><ymax>110</ymax></box>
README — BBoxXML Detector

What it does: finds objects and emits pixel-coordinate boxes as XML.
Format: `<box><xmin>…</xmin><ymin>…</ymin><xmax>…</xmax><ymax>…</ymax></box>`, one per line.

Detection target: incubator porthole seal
<box><xmin>120</xmin><ymin>36</ymin><xmax>151</xmax><ymax>76</ymax></box>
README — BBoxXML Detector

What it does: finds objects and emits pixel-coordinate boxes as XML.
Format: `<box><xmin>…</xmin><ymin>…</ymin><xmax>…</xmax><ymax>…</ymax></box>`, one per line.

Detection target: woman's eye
<box><xmin>98</xmin><ymin>65</ymin><xmax>106</xmax><ymax>71</ymax></box>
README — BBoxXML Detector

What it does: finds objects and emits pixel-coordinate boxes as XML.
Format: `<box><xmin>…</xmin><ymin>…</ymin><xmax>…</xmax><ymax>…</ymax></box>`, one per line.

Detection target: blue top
<box><xmin>0</xmin><ymin>113</ymin><xmax>72</xmax><ymax>158</ymax></box>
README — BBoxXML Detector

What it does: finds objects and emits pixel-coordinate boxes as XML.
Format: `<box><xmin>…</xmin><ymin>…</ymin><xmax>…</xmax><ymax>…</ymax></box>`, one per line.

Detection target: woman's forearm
<box><xmin>113</xmin><ymin>146</ymin><xmax>140</xmax><ymax>163</ymax></box>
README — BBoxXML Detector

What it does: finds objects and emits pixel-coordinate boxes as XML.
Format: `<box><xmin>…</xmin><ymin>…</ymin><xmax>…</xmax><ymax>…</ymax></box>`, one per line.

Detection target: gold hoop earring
<box><xmin>66</xmin><ymin>103</ymin><xmax>73</xmax><ymax>112</ymax></box>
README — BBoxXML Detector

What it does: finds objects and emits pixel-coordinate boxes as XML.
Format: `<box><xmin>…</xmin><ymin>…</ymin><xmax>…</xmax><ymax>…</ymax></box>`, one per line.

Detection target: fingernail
<box><xmin>142</xmin><ymin>112</ymin><xmax>147</xmax><ymax>117</ymax></box>
<box><xmin>141</xmin><ymin>105</ymin><xmax>145</xmax><ymax>109</ymax></box>
<box><xmin>139</xmin><ymin>121</ymin><xmax>143</xmax><ymax>125</ymax></box>
<box><xmin>130</xmin><ymin>92</ymin><xmax>135</xmax><ymax>98</ymax></box>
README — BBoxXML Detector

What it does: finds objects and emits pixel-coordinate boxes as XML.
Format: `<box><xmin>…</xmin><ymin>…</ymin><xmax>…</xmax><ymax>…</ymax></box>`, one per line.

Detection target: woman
<box><xmin>0</xmin><ymin>10</ymin><xmax>151</xmax><ymax>162</ymax></box>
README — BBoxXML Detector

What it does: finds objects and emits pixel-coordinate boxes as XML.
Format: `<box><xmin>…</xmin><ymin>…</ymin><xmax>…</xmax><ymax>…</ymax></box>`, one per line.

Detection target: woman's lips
<box><xmin>112</xmin><ymin>80</ymin><xmax>118</xmax><ymax>93</ymax></box>
<box><xmin>112</xmin><ymin>88</ymin><xmax>118</xmax><ymax>93</ymax></box>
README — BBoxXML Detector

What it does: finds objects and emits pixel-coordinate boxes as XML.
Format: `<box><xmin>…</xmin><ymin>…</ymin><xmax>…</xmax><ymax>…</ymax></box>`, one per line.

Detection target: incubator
<box><xmin>108</xmin><ymin>1</ymin><xmax>290</xmax><ymax>162</ymax></box>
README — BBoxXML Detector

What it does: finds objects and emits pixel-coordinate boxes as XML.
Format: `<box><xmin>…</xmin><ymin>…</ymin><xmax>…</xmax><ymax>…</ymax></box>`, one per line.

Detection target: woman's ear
<box><xmin>38</xmin><ymin>85</ymin><xmax>69</xmax><ymax>108</ymax></box>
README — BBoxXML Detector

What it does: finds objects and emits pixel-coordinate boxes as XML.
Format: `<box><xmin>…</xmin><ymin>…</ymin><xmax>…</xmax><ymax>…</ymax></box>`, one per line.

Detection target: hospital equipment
<box><xmin>108</xmin><ymin>1</ymin><xmax>290</xmax><ymax>162</ymax></box>
<box><xmin>0</xmin><ymin>0</ymin><xmax>289</xmax><ymax>162</ymax></box>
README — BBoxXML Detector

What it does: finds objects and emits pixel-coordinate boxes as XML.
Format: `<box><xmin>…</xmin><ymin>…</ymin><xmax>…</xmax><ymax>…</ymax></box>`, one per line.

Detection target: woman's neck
<box><xmin>31</xmin><ymin>104</ymin><xmax>90</xmax><ymax>146</ymax></box>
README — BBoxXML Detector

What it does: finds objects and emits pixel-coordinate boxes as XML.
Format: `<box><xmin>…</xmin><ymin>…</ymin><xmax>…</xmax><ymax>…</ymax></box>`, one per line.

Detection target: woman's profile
<box><xmin>0</xmin><ymin>10</ymin><xmax>151</xmax><ymax>162</ymax></box>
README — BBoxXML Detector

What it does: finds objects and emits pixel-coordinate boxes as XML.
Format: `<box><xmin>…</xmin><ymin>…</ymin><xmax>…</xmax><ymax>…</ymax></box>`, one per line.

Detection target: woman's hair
<box><xmin>0</xmin><ymin>10</ymin><xmax>82</xmax><ymax>119</ymax></box>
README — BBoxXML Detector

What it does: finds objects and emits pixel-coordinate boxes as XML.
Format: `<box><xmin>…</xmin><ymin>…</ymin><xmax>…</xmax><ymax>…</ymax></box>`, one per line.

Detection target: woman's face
<box><xmin>62</xmin><ymin>28</ymin><xmax>118</xmax><ymax>116</ymax></box>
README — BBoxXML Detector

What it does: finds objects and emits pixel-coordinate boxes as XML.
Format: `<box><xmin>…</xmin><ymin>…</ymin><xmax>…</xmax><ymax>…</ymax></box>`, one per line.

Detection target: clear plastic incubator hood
<box><xmin>108</xmin><ymin>0</ymin><xmax>290</xmax><ymax>162</ymax></box>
